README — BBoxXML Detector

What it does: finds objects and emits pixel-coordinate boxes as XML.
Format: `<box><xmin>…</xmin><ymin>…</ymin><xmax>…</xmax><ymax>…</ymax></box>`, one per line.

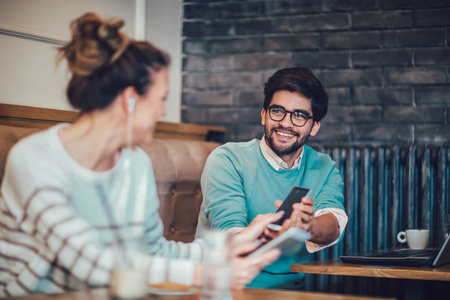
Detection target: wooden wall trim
<box><xmin>0</xmin><ymin>103</ymin><xmax>225</xmax><ymax>141</ymax></box>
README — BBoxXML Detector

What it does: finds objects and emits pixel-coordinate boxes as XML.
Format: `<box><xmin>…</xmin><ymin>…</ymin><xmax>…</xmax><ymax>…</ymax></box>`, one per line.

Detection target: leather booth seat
<box><xmin>0</xmin><ymin>124</ymin><xmax>220</xmax><ymax>242</ymax></box>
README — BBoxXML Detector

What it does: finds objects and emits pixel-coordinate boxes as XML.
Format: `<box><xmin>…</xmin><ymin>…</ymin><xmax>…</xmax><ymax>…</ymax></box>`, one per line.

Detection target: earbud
<box><xmin>127</xmin><ymin>97</ymin><xmax>135</xmax><ymax>114</ymax></box>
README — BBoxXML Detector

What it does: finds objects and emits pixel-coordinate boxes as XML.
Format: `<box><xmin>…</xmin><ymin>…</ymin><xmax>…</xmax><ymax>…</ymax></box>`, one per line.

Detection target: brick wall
<box><xmin>181</xmin><ymin>0</ymin><xmax>450</xmax><ymax>145</ymax></box>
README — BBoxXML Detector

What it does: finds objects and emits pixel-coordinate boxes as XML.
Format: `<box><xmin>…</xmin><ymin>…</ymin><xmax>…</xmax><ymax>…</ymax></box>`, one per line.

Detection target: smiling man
<box><xmin>196</xmin><ymin>67</ymin><xmax>348</xmax><ymax>289</ymax></box>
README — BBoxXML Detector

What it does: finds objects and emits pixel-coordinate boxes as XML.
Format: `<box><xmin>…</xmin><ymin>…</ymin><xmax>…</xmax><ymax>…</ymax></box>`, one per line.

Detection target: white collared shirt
<box><xmin>259</xmin><ymin>135</ymin><xmax>303</xmax><ymax>170</ymax></box>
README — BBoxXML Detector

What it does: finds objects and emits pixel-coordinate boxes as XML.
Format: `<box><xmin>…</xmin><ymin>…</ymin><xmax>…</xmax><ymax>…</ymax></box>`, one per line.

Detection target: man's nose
<box><xmin>279</xmin><ymin>112</ymin><xmax>294</xmax><ymax>127</ymax></box>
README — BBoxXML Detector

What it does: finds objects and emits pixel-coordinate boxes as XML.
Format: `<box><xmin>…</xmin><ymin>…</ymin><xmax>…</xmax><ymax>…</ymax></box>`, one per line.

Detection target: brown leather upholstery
<box><xmin>141</xmin><ymin>139</ymin><xmax>219</xmax><ymax>242</ymax></box>
<box><xmin>0</xmin><ymin>124</ymin><xmax>219</xmax><ymax>242</ymax></box>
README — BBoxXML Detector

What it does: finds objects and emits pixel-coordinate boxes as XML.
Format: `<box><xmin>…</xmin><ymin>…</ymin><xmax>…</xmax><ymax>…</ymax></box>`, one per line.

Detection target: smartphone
<box><xmin>267</xmin><ymin>187</ymin><xmax>310</xmax><ymax>231</ymax></box>
<box><xmin>247</xmin><ymin>227</ymin><xmax>311</xmax><ymax>258</ymax></box>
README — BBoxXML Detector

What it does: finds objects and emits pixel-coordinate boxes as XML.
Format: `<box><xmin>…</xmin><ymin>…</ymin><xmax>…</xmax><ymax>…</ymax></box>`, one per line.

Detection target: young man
<box><xmin>196</xmin><ymin>67</ymin><xmax>348</xmax><ymax>289</ymax></box>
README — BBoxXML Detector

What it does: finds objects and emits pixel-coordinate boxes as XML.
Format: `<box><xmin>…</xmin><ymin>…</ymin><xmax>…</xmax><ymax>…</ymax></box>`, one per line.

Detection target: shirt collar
<box><xmin>259</xmin><ymin>135</ymin><xmax>303</xmax><ymax>171</ymax></box>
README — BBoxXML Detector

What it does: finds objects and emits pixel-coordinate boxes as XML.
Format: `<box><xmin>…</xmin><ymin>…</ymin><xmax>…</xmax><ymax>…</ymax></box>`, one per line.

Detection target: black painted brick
<box><xmin>384</xmin><ymin>67</ymin><xmax>447</xmax><ymax>85</ymax></box>
<box><xmin>184</xmin><ymin>107</ymin><xmax>262</xmax><ymax>124</ymax></box>
<box><xmin>236</xmin><ymin>90</ymin><xmax>264</xmax><ymax>106</ymax></box>
<box><xmin>324</xmin><ymin>106</ymin><xmax>381</xmax><ymax>123</ymax></box>
<box><xmin>228</xmin><ymin>124</ymin><xmax>265</xmax><ymax>142</ymax></box>
<box><xmin>381</xmin><ymin>0</ymin><xmax>443</xmax><ymax>10</ymax></box>
<box><xmin>291</xmin><ymin>52</ymin><xmax>349</xmax><ymax>68</ymax></box>
<box><xmin>183</xmin><ymin>55</ymin><xmax>233</xmax><ymax>71</ymax></box>
<box><xmin>323</xmin><ymin>69</ymin><xmax>382</xmax><ymax>87</ymax></box>
<box><xmin>327</xmin><ymin>88</ymin><xmax>351</xmax><ymax>105</ymax></box>
<box><xmin>321</xmin><ymin>31</ymin><xmax>381</xmax><ymax>49</ymax></box>
<box><xmin>352</xmin><ymin>49</ymin><xmax>412</xmax><ymax>67</ymax></box>
<box><xmin>291</xmin><ymin>13</ymin><xmax>349</xmax><ymax>32</ymax></box>
<box><xmin>264</xmin><ymin>34</ymin><xmax>319</xmax><ymax>51</ymax></box>
<box><xmin>215</xmin><ymin>107</ymin><xmax>262</xmax><ymax>123</ymax></box>
<box><xmin>353</xmin><ymin>87</ymin><xmax>412</xmax><ymax>105</ymax></box>
<box><xmin>383</xmin><ymin>29</ymin><xmax>445</xmax><ymax>48</ymax></box>
<box><xmin>267</xmin><ymin>18</ymin><xmax>292</xmax><ymax>34</ymax></box>
<box><xmin>209</xmin><ymin>37</ymin><xmax>261</xmax><ymax>54</ymax></box>
<box><xmin>352</xmin><ymin>11</ymin><xmax>411</xmax><ymax>29</ymax></box>
<box><xmin>236</xmin><ymin>18</ymin><xmax>290</xmax><ymax>35</ymax></box>
<box><xmin>234</xmin><ymin>53</ymin><xmax>289</xmax><ymax>70</ymax></box>
<box><xmin>182</xmin><ymin>90</ymin><xmax>233</xmax><ymax>106</ymax></box>
<box><xmin>383</xmin><ymin>106</ymin><xmax>444</xmax><ymax>123</ymax></box>
<box><xmin>309</xmin><ymin>125</ymin><xmax>351</xmax><ymax>142</ymax></box>
<box><xmin>183</xmin><ymin>21</ymin><xmax>232</xmax><ymax>37</ymax></box>
<box><xmin>353</xmin><ymin>124</ymin><xmax>412</xmax><ymax>142</ymax></box>
<box><xmin>183</xmin><ymin>74</ymin><xmax>210</xmax><ymax>89</ymax></box>
<box><xmin>235</xmin><ymin>19</ymin><xmax>269</xmax><ymax>35</ymax></box>
<box><xmin>183</xmin><ymin>40</ymin><xmax>208</xmax><ymax>54</ymax></box>
<box><xmin>322</xmin><ymin>0</ymin><xmax>378</xmax><ymax>12</ymax></box>
<box><xmin>413</xmin><ymin>8</ymin><xmax>450</xmax><ymax>27</ymax></box>
<box><xmin>415</xmin><ymin>49</ymin><xmax>450</xmax><ymax>65</ymax></box>
<box><xmin>184</xmin><ymin>4</ymin><xmax>209</xmax><ymax>19</ymax></box>
<box><xmin>263</xmin><ymin>0</ymin><xmax>322</xmax><ymax>16</ymax></box>
<box><xmin>416</xmin><ymin>86</ymin><xmax>450</xmax><ymax>104</ymax></box>
<box><xmin>415</xmin><ymin>125</ymin><xmax>450</xmax><ymax>143</ymax></box>
<box><xmin>209</xmin><ymin>72</ymin><xmax>262</xmax><ymax>88</ymax></box>
<box><xmin>198</xmin><ymin>2</ymin><xmax>263</xmax><ymax>20</ymax></box>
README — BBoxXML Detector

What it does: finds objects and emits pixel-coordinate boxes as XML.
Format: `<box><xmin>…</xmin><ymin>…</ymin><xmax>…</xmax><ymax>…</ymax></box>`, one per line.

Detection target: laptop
<box><xmin>340</xmin><ymin>234</ymin><xmax>450</xmax><ymax>267</ymax></box>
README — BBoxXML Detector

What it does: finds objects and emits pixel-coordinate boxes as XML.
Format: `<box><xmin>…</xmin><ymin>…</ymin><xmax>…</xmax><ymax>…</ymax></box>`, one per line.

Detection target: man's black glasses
<box><xmin>266</xmin><ymin>105</ymin><xmax>314</xmax><ymax>127</ymax></box>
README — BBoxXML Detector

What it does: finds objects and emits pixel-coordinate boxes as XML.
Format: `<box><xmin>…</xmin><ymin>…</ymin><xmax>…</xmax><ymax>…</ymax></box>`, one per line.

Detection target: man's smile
<box><xmin>273</xmin><ymin>128</ymin><xmax>298</xmax><ymax>140</ymax></box>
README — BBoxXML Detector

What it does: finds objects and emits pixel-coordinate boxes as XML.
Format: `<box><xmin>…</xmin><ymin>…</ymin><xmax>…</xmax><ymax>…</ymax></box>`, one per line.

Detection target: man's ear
<box><xmin>310</xmin><ymin>121</ymin><xmax>321</xmax><ymax>137</ymax></box>
<box><xmin>261</xmin><ymin>108</ymin><xmax>267</xmax><ymax>126</ymax></box>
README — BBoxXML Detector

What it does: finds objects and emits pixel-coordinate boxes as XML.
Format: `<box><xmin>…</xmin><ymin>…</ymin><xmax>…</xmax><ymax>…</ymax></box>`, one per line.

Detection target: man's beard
<box><xmin>265</xmin><ymin>126</ymin><xmax>310</xmax><ymax>156</ymax></box>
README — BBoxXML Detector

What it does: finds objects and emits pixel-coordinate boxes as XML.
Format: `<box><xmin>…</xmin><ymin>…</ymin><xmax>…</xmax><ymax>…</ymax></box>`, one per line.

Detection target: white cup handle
<box><xmin>397</xmin><ymin>231</ymin><xmax>407</xmax><ymax>243</ymax></box>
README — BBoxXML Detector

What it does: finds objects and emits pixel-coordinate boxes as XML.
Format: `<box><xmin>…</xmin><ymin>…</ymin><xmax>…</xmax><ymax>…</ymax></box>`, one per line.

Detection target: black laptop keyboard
<box><xmin>370</xmin><ymin>249</ymin><xmax>438</xmax><ymax>258</ymax></box>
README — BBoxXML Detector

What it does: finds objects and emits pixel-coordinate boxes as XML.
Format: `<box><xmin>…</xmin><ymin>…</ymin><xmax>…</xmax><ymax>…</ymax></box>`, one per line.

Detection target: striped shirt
<box><xmin>0</xmin><ymin>124</ymin><xmax>203</xmax><ymax>297</ymax></box>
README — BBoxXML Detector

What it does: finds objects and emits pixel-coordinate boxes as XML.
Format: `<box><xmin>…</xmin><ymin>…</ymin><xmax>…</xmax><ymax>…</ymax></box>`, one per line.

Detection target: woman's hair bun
<box><xmin>59</xmin><ymin>12</ymin><xmax>130</xmax><ymax>76</ymax></box>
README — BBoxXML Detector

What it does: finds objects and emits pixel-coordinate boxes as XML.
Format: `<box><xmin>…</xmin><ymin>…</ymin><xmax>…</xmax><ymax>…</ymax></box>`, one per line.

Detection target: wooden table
<box><xmin>4</xmin><ymin>287</ymin><xmax>395</xmax><ymax>300</ymax></box>
<box><xmin>291</xmin><ymin>259</ymin><xmax>450</xmax><ymax>300</ymax></box>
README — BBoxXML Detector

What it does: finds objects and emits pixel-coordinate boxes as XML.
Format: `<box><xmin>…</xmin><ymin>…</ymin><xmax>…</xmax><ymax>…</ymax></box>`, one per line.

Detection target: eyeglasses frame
<box><xmin>265</xmin><ymin>105</ymin><xmax>315</xmax><ymax>127</ymax></box>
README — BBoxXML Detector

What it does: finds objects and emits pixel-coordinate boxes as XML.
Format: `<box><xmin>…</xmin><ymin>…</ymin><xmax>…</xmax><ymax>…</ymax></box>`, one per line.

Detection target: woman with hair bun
<box><xmin>0</xmin><ymin>13</ymin><xmax>280</xmax><ymax>296</ymax></box>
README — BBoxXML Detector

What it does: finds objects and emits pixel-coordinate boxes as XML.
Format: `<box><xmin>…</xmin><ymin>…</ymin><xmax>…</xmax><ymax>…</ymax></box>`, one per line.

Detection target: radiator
<box><xmin>305</xmin><ymin>145</ymin><xmax>450</xmax><ymax>293</ymax></box>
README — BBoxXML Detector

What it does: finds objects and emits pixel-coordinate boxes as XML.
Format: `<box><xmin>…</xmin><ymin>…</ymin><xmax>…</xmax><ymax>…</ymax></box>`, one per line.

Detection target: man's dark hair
<box><xmin>263</xmin><ymin>67</ymin><xmax>328</xmax><ymax>122</ymax></box>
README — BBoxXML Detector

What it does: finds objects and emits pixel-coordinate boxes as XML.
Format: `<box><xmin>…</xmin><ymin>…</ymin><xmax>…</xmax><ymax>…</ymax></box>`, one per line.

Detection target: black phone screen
<box><xmin>271</xmin><ymin>187</ymin><xmax>310</xmax><ymax>226</ymax></box>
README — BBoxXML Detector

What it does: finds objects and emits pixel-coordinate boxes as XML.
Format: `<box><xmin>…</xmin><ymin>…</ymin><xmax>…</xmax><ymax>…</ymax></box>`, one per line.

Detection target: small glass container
<box><xmin>200</xmin><ymin>230</ymin><xmax>233</xmax><ymax>300</ymax></box>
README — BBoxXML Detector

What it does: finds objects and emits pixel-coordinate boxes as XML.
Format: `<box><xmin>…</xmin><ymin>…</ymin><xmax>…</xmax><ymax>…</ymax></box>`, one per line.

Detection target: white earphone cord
<box><xmin>127</xmin><ymin>115</ymin><xmax>132</xmax><ymax>149</ymax></box>
<box><xmin>127</xmin><ymin>98</ymin><xmax>135</xmax><ymax>149</ymax></box>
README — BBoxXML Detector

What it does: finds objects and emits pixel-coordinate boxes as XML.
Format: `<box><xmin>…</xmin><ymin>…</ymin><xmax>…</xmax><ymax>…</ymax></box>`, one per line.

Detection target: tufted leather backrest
<box><xmin>141</xmin><ymin>139</ymin><xmax>220</xmax><ymax>242</ymax></box>
<box><xmin>0</xmin><ymin>124</ymin><xmax>219</xmax><ymax>242</ymax></box>
<box><xmin>0</xmin><ymin>124</ymin><xmax>40</xmax><ymax>182</ymax></box>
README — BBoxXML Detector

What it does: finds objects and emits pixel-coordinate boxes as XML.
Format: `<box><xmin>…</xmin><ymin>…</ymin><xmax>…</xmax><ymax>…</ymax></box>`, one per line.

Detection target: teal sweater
<box><xmin>196</xmin><ymin>139</ymin><xmax>345</xmax><ymax>288</ymax></box>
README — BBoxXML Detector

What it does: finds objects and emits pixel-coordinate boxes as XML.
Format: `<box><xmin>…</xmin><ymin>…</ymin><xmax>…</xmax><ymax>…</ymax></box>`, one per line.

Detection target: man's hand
<box><xmin>274</xmin><ymin>197</ymin><xmax>340</xmax><ymax>245</ymax></box>
<box><xmin>280</xmin><ymin>196</ymin><xmax>315</xmax><ymax>232</ymax></box>
<box><xmin>261</xmin><ymin>197</ymin><xmax>314</xmax><ymax>240</ymax></box>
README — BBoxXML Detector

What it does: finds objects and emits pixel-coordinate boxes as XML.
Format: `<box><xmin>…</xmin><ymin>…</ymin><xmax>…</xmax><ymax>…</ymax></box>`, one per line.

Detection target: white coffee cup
<box><xmin>397</xmin><ymin>229</ymin><xmax>429</xmax><ymax>250</ymax></box>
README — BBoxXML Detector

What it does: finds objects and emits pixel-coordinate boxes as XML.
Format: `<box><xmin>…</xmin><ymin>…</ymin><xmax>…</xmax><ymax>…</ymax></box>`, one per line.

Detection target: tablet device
<box><xmin>267</xmin><ymin>187</ymin><xmax>310</xmax><ymax>231</ymax></box>
<box><xmin>247</xmin><ymin>227</ymin><xmax>310</xmax><ymax>258</ymax></box>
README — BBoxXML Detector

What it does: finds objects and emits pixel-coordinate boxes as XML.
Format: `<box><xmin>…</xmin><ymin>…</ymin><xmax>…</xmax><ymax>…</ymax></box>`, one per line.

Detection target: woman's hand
<box><xmin>230</xmin><ymin>239</ymin><xmax>280</xmax><ymax>288</ymax></box>
<box><xmin>229</xmin><ymin>213</ymin><xmax>283</xmax><ymax>288</ymax></box>
<box><xmin>233</xmin><ymin>212</ymin><xmax>283</xmax><ymax>244</ymax></box>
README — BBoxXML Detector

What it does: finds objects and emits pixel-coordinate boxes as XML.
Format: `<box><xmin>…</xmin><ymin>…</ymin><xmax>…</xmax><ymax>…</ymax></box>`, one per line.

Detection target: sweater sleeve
<box><xmin>200</xmin><ymin>146</ymin><xmax>249</xmax><ymax>230</ymax></box>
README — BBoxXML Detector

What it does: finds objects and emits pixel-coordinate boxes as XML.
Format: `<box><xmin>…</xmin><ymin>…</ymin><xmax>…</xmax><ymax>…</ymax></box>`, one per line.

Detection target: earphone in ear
<box><xmin>127</xmin><ymin>97</ymin><xmax>136</xmax><ymax>114</ymax></box>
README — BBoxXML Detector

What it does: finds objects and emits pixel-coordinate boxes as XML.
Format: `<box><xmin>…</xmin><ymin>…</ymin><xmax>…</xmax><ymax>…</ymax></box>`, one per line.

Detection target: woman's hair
<box><xmin>58</xmin><ymin>12</ymin><xmax>170</xmax><ymax>112</ymax></box>
<box><xmin>263</xmin><ymin>67</ymin><xmax>328</xmax><ymax>122</ymax></box>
